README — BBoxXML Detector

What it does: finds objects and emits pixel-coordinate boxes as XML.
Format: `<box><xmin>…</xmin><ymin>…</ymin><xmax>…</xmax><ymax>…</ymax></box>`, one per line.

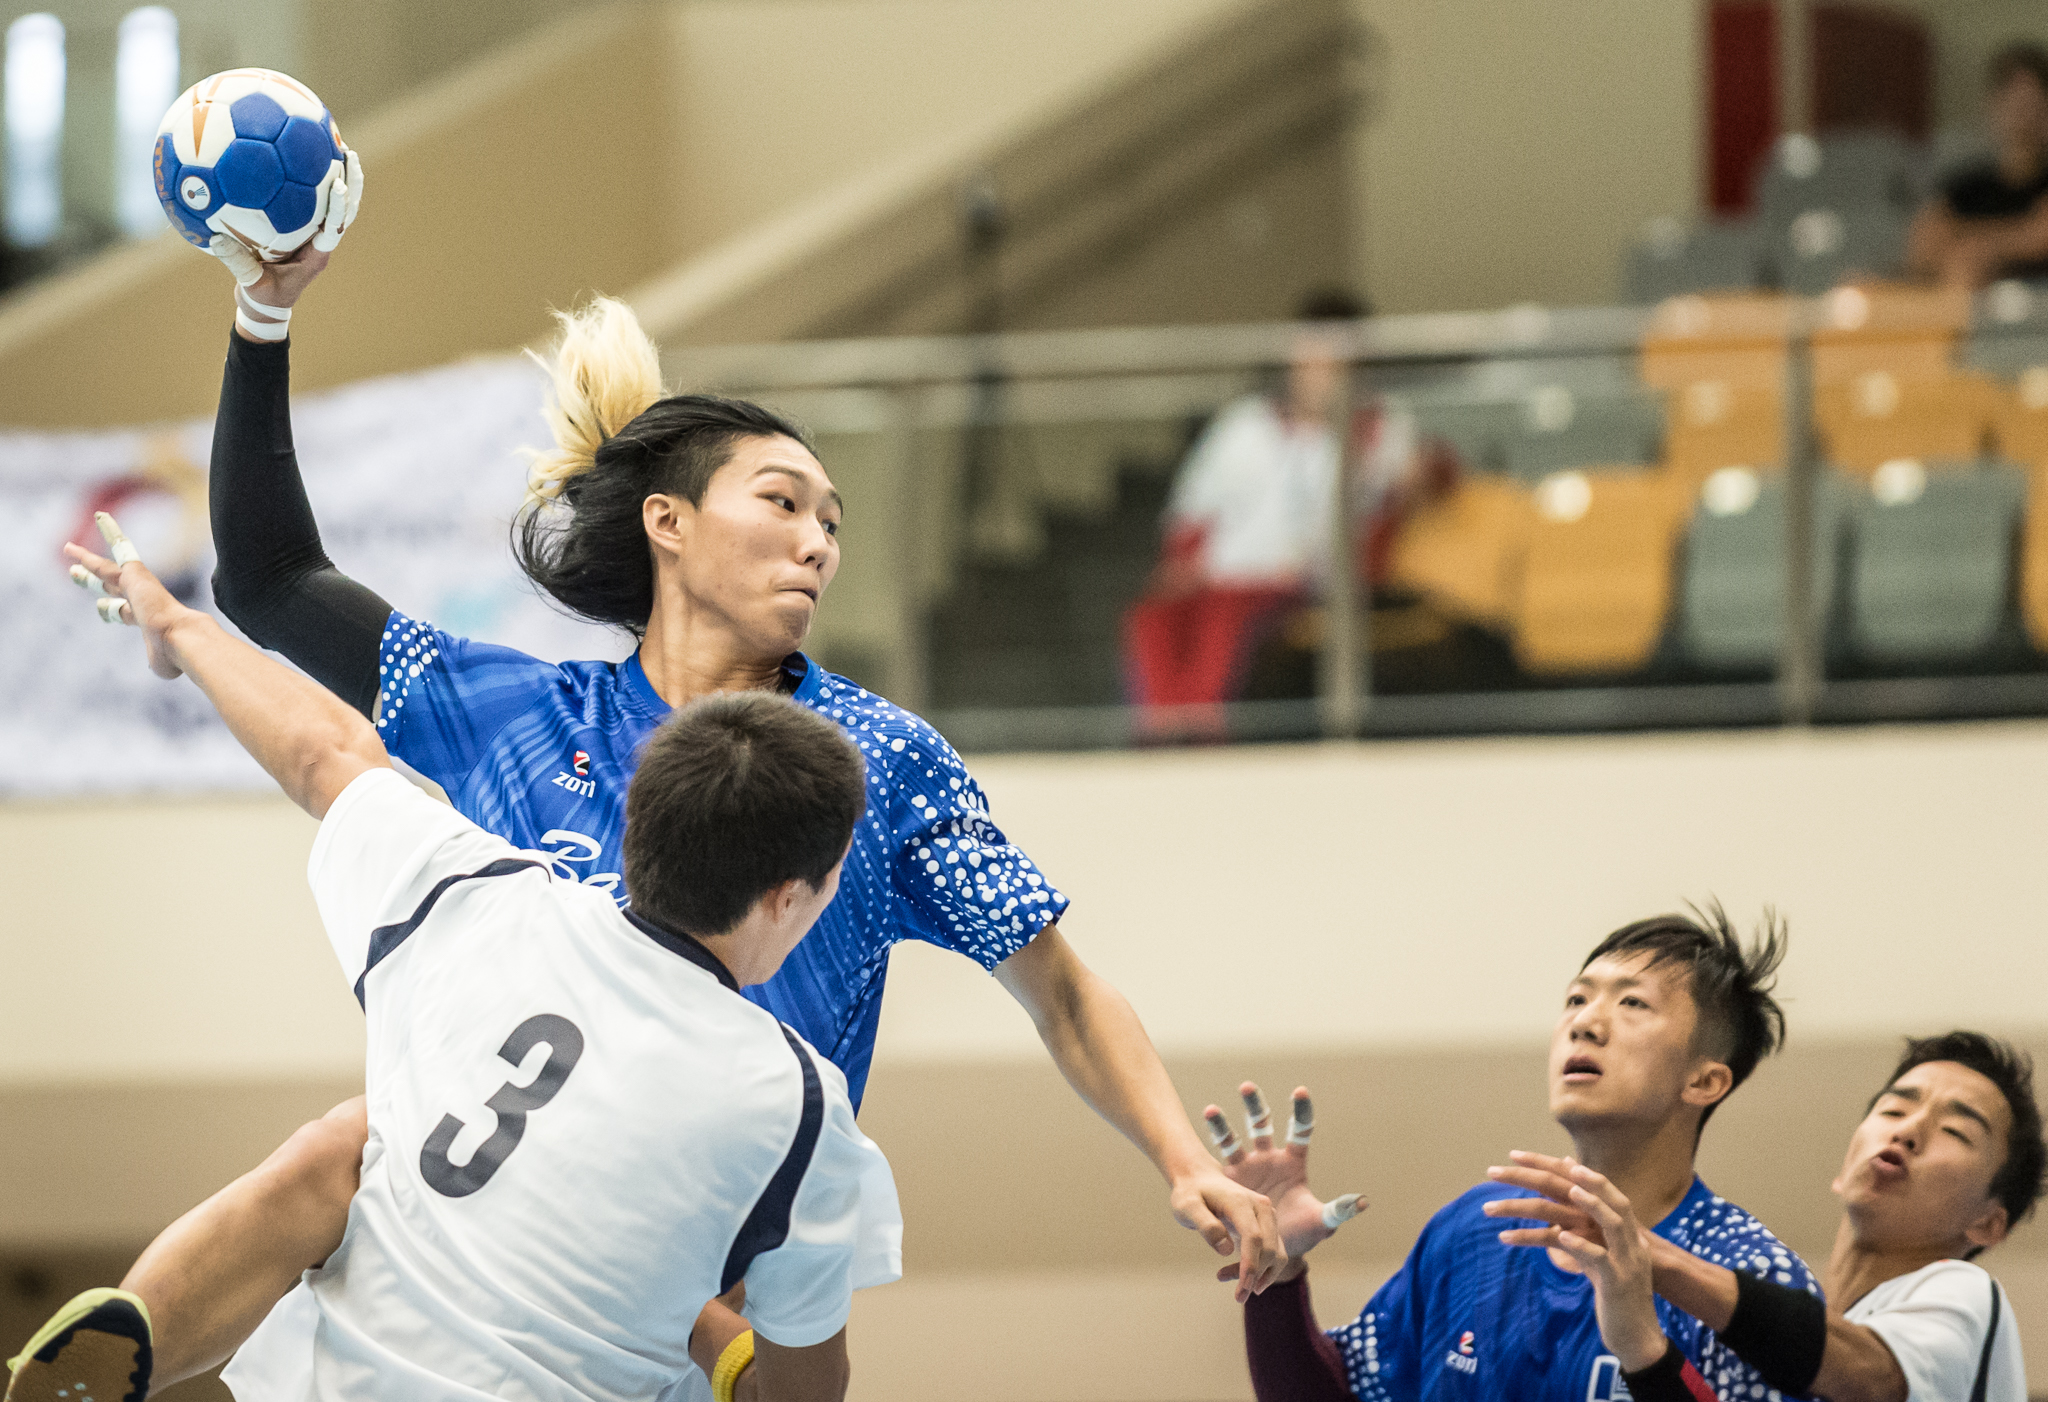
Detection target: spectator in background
<box><xmin>1910</xmin><ymin>43</ymin><xmax>2048</xmax><ymax>289</ymax></box>
<box><xmin>1121</xmin><ymin>288</ymin><xmax>1445</xmax><ymax>719</ymax></box>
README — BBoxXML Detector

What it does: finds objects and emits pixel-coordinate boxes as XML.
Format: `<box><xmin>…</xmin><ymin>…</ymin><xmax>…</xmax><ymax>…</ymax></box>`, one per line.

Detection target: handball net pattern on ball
<box><xmin>154</xmin><ymin>71</ymin><xmax>343</xmax><ymax>257</ymax></box>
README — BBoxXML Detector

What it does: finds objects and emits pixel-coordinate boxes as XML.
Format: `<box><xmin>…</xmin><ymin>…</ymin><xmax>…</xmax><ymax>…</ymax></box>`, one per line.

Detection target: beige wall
<box><xmin>1347</xmin><ymin>0</ymin><xmax>1700</xmax><ymax>313</ymax></box>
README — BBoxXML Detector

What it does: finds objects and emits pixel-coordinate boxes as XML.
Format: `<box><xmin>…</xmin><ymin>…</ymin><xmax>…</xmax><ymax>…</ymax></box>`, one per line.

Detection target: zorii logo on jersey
<box><xmin>1587</xmin><ymin>1355</ymin><xmax>1632</xmax><ymax>1400</ymax></box>
<box><xmin>1444</xmin><ymin>1330</ymin><xmax>1478</xmax><ymax>1375</ymax></box>
<box><xmin>551</xmin><ymin>752</ymin><xmax>596</xmax><ymax>799</ymax></box>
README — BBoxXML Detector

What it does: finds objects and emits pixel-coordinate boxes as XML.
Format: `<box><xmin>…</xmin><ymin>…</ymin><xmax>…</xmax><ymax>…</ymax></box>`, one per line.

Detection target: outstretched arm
<box><xmin>205</xmin><ymin>153</ymin><xmax>393</xmax><ymax>718</ymax></box>
<box><xmin>994</xmin><ymin>928</ymin><xmax>1284</xmax><ymax>1299</ymax></box>
<box><xmin>68</xmin><ymin>515</ymin><xmax>386</xmax><ymax>818</ymax></box>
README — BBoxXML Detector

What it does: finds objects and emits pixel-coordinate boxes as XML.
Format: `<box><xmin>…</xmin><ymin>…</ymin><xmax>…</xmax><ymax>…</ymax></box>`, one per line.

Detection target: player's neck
<box><xmin>1824</xmin><ymin>1215</ymin><xmax>1964</xmax><ymax>1312</ymax></box>
<box><xmin>638</xmin><ymin>597</ymin><xmax>788</xmax><ymax>707</ymax></box>
<box><xmin>1566</xmin><ymin>1112</ymin><xmax>1700</xmax><ymax>1228</ymax></box>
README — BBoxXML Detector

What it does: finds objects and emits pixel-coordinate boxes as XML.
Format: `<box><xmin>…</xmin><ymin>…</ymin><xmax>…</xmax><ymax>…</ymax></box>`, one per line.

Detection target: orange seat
<box><xmin>1994</xmin><ymin>368</ymin><xmax>2048</xmax><ymax>466</ymax></box>
<box><xmin>1512</xmin><ymin>468</ymin><xmax>1690</xmax><ymax>674</ymax></box>
<box><xmin>2021</xmin><ymin>464</ymin><xmax>2048</xmax><ymax>650</ymax></box>
<box><xmin>1387</xmin><ymin>475</ymin><xmax>1533</xmax><ymax>629</ymax></box>
<box><xmin>1809</xmin><ymin>282</ymin><xmax>1968</xmax><ymax>387</ymax></box>
<box><xmin>1814</xmin><ymin>371</ymin><xmax>2001</xmax><ymax>473</ymax></box>
<box><xmin>1639</xmin><ymin>293</ymin><xmax>1790</xmax><ymax>393</ymax></box>
<box><xmin>1662</xmin><ymin>380</ymin><xmax>1783</xmax><ymax>481</ymax></box>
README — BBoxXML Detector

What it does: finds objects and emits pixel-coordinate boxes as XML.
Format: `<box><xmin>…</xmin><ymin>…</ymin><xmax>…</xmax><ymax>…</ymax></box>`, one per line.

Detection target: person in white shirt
<box><xmin>1494</xmin><ymin>1029</ymin><xmax>2043</xmax><ymax>1402</ymax></box>
<box><xmin>1122</xmin><ymin>288</ymin><xmax>1432</xmax><ymax>717</ymax></box>
<box><xmin>10</xmin><ymin>514</ymin><xmax>900</xmax><ymax>1402</ymax></box>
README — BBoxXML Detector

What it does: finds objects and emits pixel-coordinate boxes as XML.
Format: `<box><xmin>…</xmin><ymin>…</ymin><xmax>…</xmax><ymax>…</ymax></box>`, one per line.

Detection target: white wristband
<box><xmin>238</xmin><ymin>289</ymin><xmax>291</xmax><ymax>319</ymax></box>
<box><xmin>235</xmin><ymin>306</ymin><xmax>290</xmax><ymax>342</ymax></box>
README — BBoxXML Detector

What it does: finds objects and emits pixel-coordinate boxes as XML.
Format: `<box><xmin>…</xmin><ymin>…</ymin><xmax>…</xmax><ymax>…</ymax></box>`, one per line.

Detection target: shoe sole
<box><xmin>4</xmin><ymin>1289</ymin><xmax>152</xmax><ymax>1402</ymax></box>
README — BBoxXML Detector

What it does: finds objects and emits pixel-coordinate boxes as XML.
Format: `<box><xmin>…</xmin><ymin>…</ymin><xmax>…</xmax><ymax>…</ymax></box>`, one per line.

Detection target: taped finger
<box><xmin>1287</xmin><ymin>1092</ymin><xmax>1314</xmax><ymax>1147</ymax></box>
<box><xmin>1320</xmin><ymin>1194</ymin><xmax>1363</xmax><ymax>1231</ymax></box>
<box><xmin>1204</xmin><ymin>1107</ymin><xmax>1244</xmax><ymax>1161</ymax></box>
<box><xmin>1240</xmin><ymin>1084</ymin><xmax>1273</xmax><ymax>1145</ymax></box>
<box><xmin>97</xmin><ymin>596</ymin><xmax>131</xmax><ymax>625</ymax></box>
<box><xmin>69</xmin><ymin>564</ymin><xmax>107</xmax><ymax>597</ymax></box>
<box><xmin>343</xmin><ymin>148</ymin><xmax>363</xmax><ymax>228</ymax></box>
<box><xmin>94</xmin><ymin>512</ymin><xmax>141</xmax><ymax>565</ymax></box>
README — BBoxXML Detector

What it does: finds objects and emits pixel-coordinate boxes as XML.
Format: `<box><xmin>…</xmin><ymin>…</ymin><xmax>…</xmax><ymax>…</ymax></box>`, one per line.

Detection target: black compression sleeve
<box><xmin>208</xmin><ymin>331</ymin><xmax>393</xmax><ymax>717</ymax></box>
<box><xmin>1716</xmin><ymin>1269</ymin><xmax>1828</xmax><ymax>1395</ymax></box>
<box><xmin>1620</xmin><ymin>1340</ymin><xmax>1713</xmax><ymax>1402</ymax></box>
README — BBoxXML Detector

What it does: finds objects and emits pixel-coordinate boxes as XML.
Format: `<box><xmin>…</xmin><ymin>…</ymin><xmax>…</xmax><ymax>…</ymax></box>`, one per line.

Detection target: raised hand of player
<box><xmin>209</xmin><ymin>144</ymin><xmax>363</xmax><ymax>316</ymax></box>
<box><xmin>1511</xmin><ymin>1161</ymin><xmax>1668</xmax><ymax>1373</ymax></box>
<box><xmin>1204</xmin><ymin>1082</ymin><xmax>1364</xmax><ymax>1277</ymax></box>
<box><xmin>65</xmin><ymin>512</ymin><xmax>194</xmax><ymax>679</ymax></box>
<box><xmin>1483</xmin><ymin>1148</ymin><xmax>1617</xmax><ymax>1271</ymax></box>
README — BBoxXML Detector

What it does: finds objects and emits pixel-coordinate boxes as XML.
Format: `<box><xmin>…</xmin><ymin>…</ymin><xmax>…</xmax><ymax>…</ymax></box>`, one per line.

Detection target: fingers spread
<box><xmin>1486</xmin><ymin>1164</ymin><xmax>1576</xmax><ymax>1202</ymax></box>
<box><xmin>69</xmin><ymin>563</ymin><xmax>107</xmax><ymax>597</ymax></box>
<box><xmin>1240</xmin><ymin>1082</ymin><xmax>1274</xmax><ymax>1149</ymax></box>
<box><xmin>1480</xmin><ymin>1198</ymin><xmax>1586</xmax><ymax>1229</ymax></box>
<box><xmin>1495</xmin><ymin>1226</ymin><xmax>1563</xmax><ymax>1248</ymax></box>
<box><xmin>1287</xmin><ymin>1087</ymin><xmax>1314</xmax><ymax>1149</ymax></box>
<box><xmin>1204</xmin><ymin>1106</ymin><xmax>1245</xmax><ymax>1163</ymax></box>
<box><xmin>94</xmin><ymin>511</ymin><xmax>141</xmax><ymax>565</ymax></box>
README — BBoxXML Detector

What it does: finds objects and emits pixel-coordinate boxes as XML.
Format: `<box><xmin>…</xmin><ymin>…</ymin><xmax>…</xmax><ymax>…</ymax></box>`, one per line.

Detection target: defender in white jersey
<box><xmin>17</xmin><ymin>517</ymin><xmax>899</xmax><ymax>1402</ymax></box>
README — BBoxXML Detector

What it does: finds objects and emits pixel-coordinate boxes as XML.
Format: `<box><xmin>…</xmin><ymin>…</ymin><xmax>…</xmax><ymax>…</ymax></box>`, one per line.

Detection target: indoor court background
<box><xmin>3</xmin><ymin>1</ymin><xmax>2047</xmax><ymax>1399</ymax></box>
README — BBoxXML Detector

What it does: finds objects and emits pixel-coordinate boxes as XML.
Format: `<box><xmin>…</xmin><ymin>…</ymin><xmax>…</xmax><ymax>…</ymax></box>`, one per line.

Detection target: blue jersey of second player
<box><xmin>1337</xmin><ymin>1178</ymin><xmax>1820</xmax><ymax>1402</ymax></box>
<box><xmin>370</xmin><ymin>612</ymin><xmax>1069</xmax><ymax>1107</ymax></box>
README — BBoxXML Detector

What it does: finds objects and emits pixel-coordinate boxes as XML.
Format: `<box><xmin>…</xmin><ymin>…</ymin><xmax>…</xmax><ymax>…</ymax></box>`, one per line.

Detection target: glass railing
<box><xmin>668</xmin><ymin>279</ymin><xmax>2048</xmax><ymax>751</ymax></box>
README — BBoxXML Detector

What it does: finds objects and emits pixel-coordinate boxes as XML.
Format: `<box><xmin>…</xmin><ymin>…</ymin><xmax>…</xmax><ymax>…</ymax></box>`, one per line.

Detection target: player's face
<box><xmin>674</xmin><ymin>435</ymin><xmax>843</xmax><ymax>653</ymax></box>
<box><xmin>1548</xmin><ymin>954</ymin><xmax>1719</xmax><ymax>1132</ymax></box>
<box><xmin>1832</xmin><ymin>1060</ymin><xmax>2011</xmax><ymax>1254</ymax></box>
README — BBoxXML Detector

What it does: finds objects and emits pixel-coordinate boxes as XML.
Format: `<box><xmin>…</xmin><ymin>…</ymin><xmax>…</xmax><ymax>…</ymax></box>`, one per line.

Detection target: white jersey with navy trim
<box><xmin>222</xmin><ymin>767</ymin><xmax>902</xmax><ymax>1402</ymax></box>
<box><xmin>1844</xmin><ymin>1259</ymin><xmax>2026</xmax><ymax>1402</ymax></box>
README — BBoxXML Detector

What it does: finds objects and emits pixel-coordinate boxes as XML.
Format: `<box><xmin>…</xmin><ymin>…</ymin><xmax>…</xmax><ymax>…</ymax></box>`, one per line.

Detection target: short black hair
<box><xmin>622</xmin><ymin>691</ymin><xmax>866</xmax><ymax>937</ymax></box>
<box><xmin>1878</xmin><ymin>1031</ymin><xmax>2046</xmax><ymax>1239</ymax></box>
<box><xmin>1579</xmin><ymin>901</ymin><xmax>1788</xmax><ymax>1125</ymax></box>
<box><xmin>1989</xmin><ymin>42</ymin><xmax>2048</xmax><ymax>96</ymax></box>
<box><xmin>1295</xmin><ymin>286</ymin><xmax>1372</xmax><ymax>321</ymax></box>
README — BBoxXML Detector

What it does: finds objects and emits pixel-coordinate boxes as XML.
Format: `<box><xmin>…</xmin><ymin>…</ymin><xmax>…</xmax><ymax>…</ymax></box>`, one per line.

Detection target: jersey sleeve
<box><xmin>875</xmin><ymin>714</ymin><xmax>1070</xmax><ymax>969</ymax></box>
<box><xmin>1857</xmin><ymin>1263</ymin><xmax>2003</xmax><ymax>1402</ymax></box>
<box><xmin>372</xmin><ymin>611</ymin><xmax>566</xmax><ymax>795</ymax></box>
<box><xmin>741</xmin><ymin>1054</ymin><xmax>903</xmax><ymax>1348</ymax></box>
<box><xmin>307</xmin><ymin>766</ymin><xmax>527</xmax><ymax>987</ymax></box>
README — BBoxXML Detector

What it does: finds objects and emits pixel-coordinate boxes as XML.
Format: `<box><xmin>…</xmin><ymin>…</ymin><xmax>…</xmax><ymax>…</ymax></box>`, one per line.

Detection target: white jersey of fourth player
<box><xmin>222</xmin><ymin>767</ymin><xmax>902</xmax><ymax>1402</ymax></box>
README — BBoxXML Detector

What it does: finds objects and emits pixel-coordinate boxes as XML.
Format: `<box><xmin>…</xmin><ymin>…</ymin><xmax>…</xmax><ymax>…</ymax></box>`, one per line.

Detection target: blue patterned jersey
<box><xmin>1334</xmin><ymin>1178</ymin><xmax>1820</xmax><ymax>1402</ymax></box>
<box><xmin>371</xmin><ymin>612</ymin><xmax>1069</xmax><ymax>1107</ymax></box>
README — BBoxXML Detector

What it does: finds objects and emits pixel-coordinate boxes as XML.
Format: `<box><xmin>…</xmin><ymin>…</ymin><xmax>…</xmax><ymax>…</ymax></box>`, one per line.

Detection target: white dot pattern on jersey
<box><xmin>1332</xmin><ymin>1190</ymin><xmax>1817</xmax><ymax>1402</ymax></box>
<box><xmin>375</xmin><ymin>618</ymin><xmax>442</xmax><ymax>732</ymax></box>
<box><xmin>810</xmin><ymin>674</ymin><xmax>1062</xmax><ymax>963</ymax></box>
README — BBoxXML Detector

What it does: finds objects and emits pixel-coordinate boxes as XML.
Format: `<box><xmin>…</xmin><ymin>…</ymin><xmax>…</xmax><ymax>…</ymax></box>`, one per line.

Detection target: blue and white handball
<box><xmin>153</xmin><ymin>68</ymin><xmax>344</xmax><ymax>260</ymax></box>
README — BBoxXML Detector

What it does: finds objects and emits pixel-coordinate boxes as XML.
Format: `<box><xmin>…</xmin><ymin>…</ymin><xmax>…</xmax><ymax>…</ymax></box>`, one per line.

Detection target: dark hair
<box><xmin>514</xmin><ymin>393</ymin><xmax>815</xmax><ymax>637</ymax></box>
<box><xmin>1877</xmin><ymin>1031</ymin><xmax>2046</xmax><ymax>1240</ymax></box>
<box><xmin>1990</xmin><ymin>42</ymin><xmax>2048</xmax><ymax>96</ymax></box>
<box><xmin>623</xmin><ymin>691</ymin><xmax>866</xmax><ymax>937</ymax></box>
<box><xmin>1580</xmin><ymin>900</ymin><xmax>1788</xmax><ymax>1126</ymax></box>
<box><xmin>1295</xmin><ymin>286</ymin><xmax>1372</xmax><ymax>321</ymax></box>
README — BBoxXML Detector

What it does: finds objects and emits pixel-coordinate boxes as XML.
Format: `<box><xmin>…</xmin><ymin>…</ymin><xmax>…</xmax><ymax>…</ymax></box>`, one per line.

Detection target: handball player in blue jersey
<box><xmin>1215</xmin><ymin>907</ymin><xmax>1821</xmax><ymax>1402</ymax></box>
<box><xmin>15</xmin><ymin>204</ymin><xmax>1278</xmax><ymax>1396</ymax></box>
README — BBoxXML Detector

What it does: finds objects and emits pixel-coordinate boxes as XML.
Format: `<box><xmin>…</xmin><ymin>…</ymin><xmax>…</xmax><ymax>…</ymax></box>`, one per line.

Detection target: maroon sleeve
<box><xmin>1243</xmin><ymin>1270</ymin><xmax>1355</xmax><ymax>1402</ymax></box>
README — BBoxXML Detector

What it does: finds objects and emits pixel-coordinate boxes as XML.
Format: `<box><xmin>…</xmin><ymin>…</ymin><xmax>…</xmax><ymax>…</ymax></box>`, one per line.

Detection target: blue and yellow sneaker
<box><xmin>4</xmin><ymin>1289</ymin><xmax>152</xmax><ymax>1402</ymax></box>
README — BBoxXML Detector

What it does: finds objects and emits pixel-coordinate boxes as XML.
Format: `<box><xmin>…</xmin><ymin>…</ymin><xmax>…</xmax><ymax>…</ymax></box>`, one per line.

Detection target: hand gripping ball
<box><xmin>153</xmin><ymin>69</ymin><xmax>344</xmax><ymax>260</ymax></box>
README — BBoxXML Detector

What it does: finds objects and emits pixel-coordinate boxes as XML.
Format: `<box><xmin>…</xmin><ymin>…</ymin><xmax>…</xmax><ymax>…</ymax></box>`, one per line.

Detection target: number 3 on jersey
<box><xmin>421</xmin><ymin>1013</ymin><xmax>585</xmax><ymax>1198</ymax></box>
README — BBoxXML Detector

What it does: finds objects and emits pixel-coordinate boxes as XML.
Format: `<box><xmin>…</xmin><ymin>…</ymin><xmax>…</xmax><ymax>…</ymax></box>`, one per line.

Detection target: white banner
<box><xmin>2</xmin><ymin>356</ymin><xmax>627</xmax><ymax>796</ymax></box>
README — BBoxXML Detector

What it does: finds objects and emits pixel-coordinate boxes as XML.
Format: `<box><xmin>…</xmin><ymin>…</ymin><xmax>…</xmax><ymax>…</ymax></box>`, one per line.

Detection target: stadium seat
<box><xmin>1754</xmin><ymin>131</ymin><xmax>1925</xmax><ymax>256</ymax></box>
<box><xmin>1638</xmin><ymin>293</ymin><xmax>1791</xmax><ymax>393</ymax></box>
<box><xmin>1675</xmin><ymin>467</ymin><xmax>1847</xmax><ymax>671</ymax></box>
<box><xmin>1660</xmin><ymin>379</ymin><xmax>1782</xmax><ymax>483</ymax></box>
<box><xmin>1993</xmin><ymin>368</ymin><xmax>2048</xmax><ymax>466</ymax></box>
<box><xmin>2018</xmin><ymin>464</ymin><xmax>2048</xmax><ymax>650</ymax></box>
<box><xmin>1407</xmin><ymin>398</ymin><xmax>1521</xmax><ymax>475</ymax></box>
<box><xmin>1966</xmin><ymin>329</ymin><xmax>2048</xmax><ymax>382</ymax></box>
<box><xmin>1623</xmin><ymin>217</ymin><xmax>1763</xmax><ymax>304</ymax></box>
<box><xmin>1386</xmin><ymin>474</ymin><xmax>1533</xmax><ymax>629</ymax></box>
<box><xmin>1845</xmin><ymin>462</ymin><xmax>2026</xmax><ymax>664</ymax></box>
<box><xmin>1814</xmin><ymin>371</ymin><xmax>2000</xmax><ymax>475</ymax></box>
<box><xmin>1513</xmin><ymin>468</ymin><xmax>1690</xmax><ymax>674</ymax></box>
<box><xmin>1501</xmin><ymin>385</ymin><xmax>1665</xmax><ymax>481</ymax></box>
<box><xmin>1766</xmin><ymin>203</ymin><xmax>1911</xmax><ymax>295</ymax></box>
<box><xmin>1809</xmin><ymin>283</ymin><xmax>1969</xmax><ymax>387</ymax></box>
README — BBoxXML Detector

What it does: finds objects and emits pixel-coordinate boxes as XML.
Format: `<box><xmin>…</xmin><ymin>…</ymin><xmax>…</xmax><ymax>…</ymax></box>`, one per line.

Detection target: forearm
<box><xmin>1809</xmin><ymin>1315</ymin><xmax>1910</xmax><ymax>1402</ymax></box>
<box><xmin>688</xmin><ymin>1299</ymin><xmax>751</xmax><ymax>1386</ymax></box>
<box><xmin>1243</xmin><ymin>1270</ymin><xmax>1354</xmax><ymax>1402</ymax></box>
<box><xmin>1689</xmin><ymin>1268</ymin><xmax>1902</xmax><ymax>1402</ymax></box>
<box><xmin>1026</xmin><ymin>957</ymin><xmax>1210</xmax><ymax>1179</ymax></box>
<box><xmin>209</xmin><ymin>332</ymin><xmax>392</xmax><ymax>715</ymax></box>
<box><xmin>165</xmin><ymin>609</ymin><xmax>384</xmax><ymax>817</ymax></box>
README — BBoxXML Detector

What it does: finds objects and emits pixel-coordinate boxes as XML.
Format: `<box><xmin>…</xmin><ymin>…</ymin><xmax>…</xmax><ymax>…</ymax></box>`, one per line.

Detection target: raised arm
<box><xmin>68</xmin><ymin>515</ymin><xmax>386</xmax><ymax>818</ymax></box>
<box><xmin>204</xmin><ymin>156</ymin><xmax>392</xmax><ymax>718</ymax></box>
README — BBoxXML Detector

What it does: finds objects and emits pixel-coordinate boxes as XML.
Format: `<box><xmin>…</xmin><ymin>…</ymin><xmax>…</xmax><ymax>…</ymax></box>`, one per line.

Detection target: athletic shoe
<box><xmin>4</xmin><ymin>1288</ymin><xmax>153</xmax><ymax>1402</ymax></box>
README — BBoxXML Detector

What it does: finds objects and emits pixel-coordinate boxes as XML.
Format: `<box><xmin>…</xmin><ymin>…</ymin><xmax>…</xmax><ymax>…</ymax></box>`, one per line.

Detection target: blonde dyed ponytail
<box><xmin>522</xmin><ymin>296</ymin><xmax>666</xmax><ymax>507</ymax></box>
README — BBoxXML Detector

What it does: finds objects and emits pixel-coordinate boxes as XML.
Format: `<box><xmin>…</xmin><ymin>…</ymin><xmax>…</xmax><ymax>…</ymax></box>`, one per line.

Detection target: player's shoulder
<box><xmin>1663</xmin><ymin>1180</ymin><xmax>1819</xmax><ymax>1293</ymax></box>
<box><xmin>1855</xmin><ymin>1257</ymin><xmax>1995</xmax><ymax>1316</ymax></box>
<box><xmin>797</xmin><ymin>664</ymin><xmax>968</xmax><ymax>785</ymax></box>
